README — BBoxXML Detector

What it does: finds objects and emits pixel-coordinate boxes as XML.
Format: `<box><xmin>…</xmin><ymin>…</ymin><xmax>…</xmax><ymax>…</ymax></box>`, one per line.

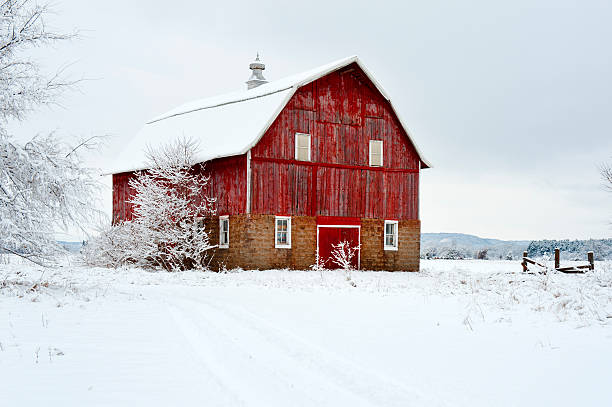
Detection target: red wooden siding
<box><xmin>113</xmin><ymin>62</ymin><xmax>421</xmax><ymax>223</ymax></box>
<box><xmin>250</xmin><ymin>63</ymin><xmax>420</xmax><ymax>220</ymax></box>
<box><xmin>112</xmin><ymin>155</ymin><xmax>247</xmax><ymax>222</ymax></box>
<box><xmin>112</xmin><ymin>172</ymin><xmax>136</xmax><ymax>224</ymax></box>
<box><xmin>207</xmin><ymin>154</ymin><xmax>247</xmax><ymax>215</ymax></box>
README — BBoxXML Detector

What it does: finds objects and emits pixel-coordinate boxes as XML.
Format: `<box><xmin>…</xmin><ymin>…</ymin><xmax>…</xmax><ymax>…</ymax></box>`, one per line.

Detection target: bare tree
<box><xmin>601</xmin><ymin>162</ymin><xmax>612</xmax><ymax>193</ymax></box>
<box><xmin>0</xmin><ymin>1</ymin><xmax>101</xmax><ymax>265</ymax></box>
<box><xmin>0</xmin><ymin>132</ymin><xmax>103</xmax><ymax>264</ymax></box>
<box><xmin>0</xmin><ymin>0</ymin><xmax>78</xmax><ymax>122</ymax></box>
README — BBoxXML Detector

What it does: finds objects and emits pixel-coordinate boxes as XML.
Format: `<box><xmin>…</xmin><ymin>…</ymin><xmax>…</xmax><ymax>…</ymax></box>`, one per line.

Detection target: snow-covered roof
<box><xmin>106</xmin><ymin>56</ymin><xmax>430</xmax><ymax>174</ymax></box>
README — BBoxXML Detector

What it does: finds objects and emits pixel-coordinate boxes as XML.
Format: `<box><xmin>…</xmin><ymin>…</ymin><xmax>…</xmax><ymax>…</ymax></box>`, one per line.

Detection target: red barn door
<box><xmin>317</xmin><ymin>226</ymin><xmax>360</xmax><ymax>269</ymax></box>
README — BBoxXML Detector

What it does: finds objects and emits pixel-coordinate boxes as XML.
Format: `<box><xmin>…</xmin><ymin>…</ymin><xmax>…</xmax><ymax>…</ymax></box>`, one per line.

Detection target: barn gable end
<box><xmin>250</xmin><ymin>63</ymin><xmax>420</xmax><ymax>220</ymax></box>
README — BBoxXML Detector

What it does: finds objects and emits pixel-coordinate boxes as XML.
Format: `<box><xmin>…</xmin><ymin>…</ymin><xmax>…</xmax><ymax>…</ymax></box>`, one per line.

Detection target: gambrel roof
<box><xmin>107</xmin><ymin>56</ymin><xmax>430</xmax><ymax>174</ymax></box>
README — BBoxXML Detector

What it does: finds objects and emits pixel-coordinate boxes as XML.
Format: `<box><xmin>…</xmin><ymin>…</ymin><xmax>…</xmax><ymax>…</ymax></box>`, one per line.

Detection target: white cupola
<box><xmin>246</xmin><ymin>53</ymin><xmax>268</xmax><ymax>89</ymax></box>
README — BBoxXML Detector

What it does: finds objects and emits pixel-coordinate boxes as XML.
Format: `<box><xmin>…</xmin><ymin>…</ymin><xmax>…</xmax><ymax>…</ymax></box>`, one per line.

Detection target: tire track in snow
<box><xmin>170</xmin><ymin>294</ymin><xmax>447</xmax><ymax>407</ymax></box>
<box><xmin>167</xmin><ymin>305</ymin><xmax>248</xmax><ymax>406</ymax></box>
<box><xmin>169</xmin><ymin>300</ymin><xmax>359</xmax><ymax>406</ymax></box>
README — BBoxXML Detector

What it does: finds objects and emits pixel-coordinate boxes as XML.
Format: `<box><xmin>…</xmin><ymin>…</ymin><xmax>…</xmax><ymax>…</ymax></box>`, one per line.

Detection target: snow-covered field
<box><xmin>1</xmin><ymin>258</ymin><xmax>611</xmax><ymax>406</ymax></box>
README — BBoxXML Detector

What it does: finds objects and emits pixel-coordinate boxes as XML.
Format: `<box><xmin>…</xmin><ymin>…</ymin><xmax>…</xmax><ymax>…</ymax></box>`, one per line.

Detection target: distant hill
<box><xmin>421</xmin><ymin>233</ymin><xmax>612</xmax><ymax>260</ymax></box>
<box><xmin>421</xmin><ymin>233</ymin><xmax>529</xmax><ymax>260</ymax></box>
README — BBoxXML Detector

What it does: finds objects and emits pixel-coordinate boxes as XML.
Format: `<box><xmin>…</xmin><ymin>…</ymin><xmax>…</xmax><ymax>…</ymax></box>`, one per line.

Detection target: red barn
<box><xmin>110</xmin><ymin>56</ymin><xmax>430</xmax><ymax>271</ymax></box>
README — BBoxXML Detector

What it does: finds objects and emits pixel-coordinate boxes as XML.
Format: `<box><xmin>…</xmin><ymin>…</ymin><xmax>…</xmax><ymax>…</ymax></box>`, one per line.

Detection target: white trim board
<box><xmin>383</xmin><ymin>220</ymin><xmax>399</xmax><ymax>251</ymax></box>
<box><xmin>219</xmin><ymin>215</ymin><xmax>229</xmax><ymax>249</ymax></box>
<box><xmin>274</xmin><ymin>216</ymin><xmax>292</xmax><ymax>249</ymax></box>
<box><xmin>246</xmin><ymin>150</ymin><xmax>251</xmax><ymax>213</ymax></box>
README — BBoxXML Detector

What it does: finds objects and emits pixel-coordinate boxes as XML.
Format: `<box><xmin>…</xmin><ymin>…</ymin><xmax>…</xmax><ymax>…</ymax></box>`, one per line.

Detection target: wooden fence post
<box><xmin>588</xmin><ymin>251</ymin><xmax>594</xmax><ymax>270</ymax></box>
<box><xmin>522</xmin><ymin>251</ymin><xmax>528</xmax><ymax>272</ymax></box>
<box><xmin>554</xmin><ymin>248</ymin><xmax>560</xmax><ymax>270</ymax></box>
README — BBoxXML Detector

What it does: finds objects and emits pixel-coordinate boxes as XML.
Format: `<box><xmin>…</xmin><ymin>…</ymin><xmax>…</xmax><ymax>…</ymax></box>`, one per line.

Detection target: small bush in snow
<box><xmin>476</xmin><ymin>249</ymin><xmax>489</xmax><ymax>260</ymax></box>
<box><xmin>329</xmin><ymin>241</ymin><xmax>360</xmax><ymax>271</ymax></box>
<box><xmin>81</xmin><ymin>222</ymin><xmax>141</xmax><ymax>268</ymax></box>
<box><xmin>329</xmin><ymin>241</ymin><xmax>360</xmax><ymax>287</ymax></box>
<box><xmin>310</xmin><ymin>248</ymin><xmax>326</xmax><ymax>272</ymax></box>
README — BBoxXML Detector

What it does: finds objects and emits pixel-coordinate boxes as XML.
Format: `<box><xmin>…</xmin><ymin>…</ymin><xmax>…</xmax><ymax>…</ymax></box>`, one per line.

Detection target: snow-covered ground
<box><xmin>1</xmin><ymin>258</ymin><xmax>611</xmax><ymax>406</ymax></box>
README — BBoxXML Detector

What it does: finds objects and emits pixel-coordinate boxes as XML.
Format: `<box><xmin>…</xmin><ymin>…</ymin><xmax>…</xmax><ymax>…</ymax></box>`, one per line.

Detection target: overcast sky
<box><xmin>8</xmin><ymin>0</ymin><xmax>612</xmax><ymax>240</ymax></box>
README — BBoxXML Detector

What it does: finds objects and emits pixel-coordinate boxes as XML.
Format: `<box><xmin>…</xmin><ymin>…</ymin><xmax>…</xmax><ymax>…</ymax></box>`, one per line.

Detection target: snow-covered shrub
<box><xmin>310</xmin><ymin>248</ymin><xmax>326</xmax><ymax>272</ymax></box>
<box><xmin>86</xmin><ymin>138</ymin><xmax>216</xmax><ymax>271</ymax></box>
<box><xmin>329</xmin><ymin>241</ymin><xmax>360</xmax><ymax>287</ymax></box>
<box><xmin>330</xmin><ymin>241</ymin><xmax>360</xmax><ymax>271</ymax></box>
<box><xmin>438</xmin><ymin>248</ymin><xmax>466</xmax><ymax>260</ymax></box>
<box><xmin>81</xmin><ymin>222</ymin><xmax>140</xmax><ymax>268</ymax></box>
<box><xmin>423</xmin><ymin>247</ymin><xmax>437</xmax><ymax>259</ymax></box>
<box><xmin>476</xmin><ymin>249</ymin><xmax>488</xmax><ymax>260</ymax></box>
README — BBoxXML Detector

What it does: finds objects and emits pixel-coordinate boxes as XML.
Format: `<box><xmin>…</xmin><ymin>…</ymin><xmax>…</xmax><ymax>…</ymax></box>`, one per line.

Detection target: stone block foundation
<box><xmin>205</xmin><ymin>215</ymin><xmax>420</xmax><ymax>272</ymax></box>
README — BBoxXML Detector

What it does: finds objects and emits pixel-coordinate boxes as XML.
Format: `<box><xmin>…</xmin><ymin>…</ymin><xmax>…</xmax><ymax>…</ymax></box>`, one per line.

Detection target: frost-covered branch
<box><xmin>0</xmin><ymin>1</ymin><xmax>101</xmax><ymax>265</ymax></box>
<box><xmin>0</xmin><ymin>0</ymin><xmax>78</xmax><ymax>123</ymax></box>
<box><xmin>329</xmin><ymin>241</ymin><xmax>360</xmax><ymax>287</ymax></box>
<box><xmin>0</xmin><ymin>131</ymin><xmax>105</xmax><ymax>264</ymax></box>
<box><xmin>330</xmin><ymin>241</ymin><xmax>360</xmax><ymax>271</ymax></box>
<box><xmin>601</xmin><ymin>162</ymin><xmax>612</xmax><ymax>193</ymax></box>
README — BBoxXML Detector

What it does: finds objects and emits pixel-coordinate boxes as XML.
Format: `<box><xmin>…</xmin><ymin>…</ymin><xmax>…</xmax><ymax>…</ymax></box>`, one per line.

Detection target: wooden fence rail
<box><xmin>522</xmin><ymin>248</ymin><xmax>594</xmax><ymax>274</ymax></box>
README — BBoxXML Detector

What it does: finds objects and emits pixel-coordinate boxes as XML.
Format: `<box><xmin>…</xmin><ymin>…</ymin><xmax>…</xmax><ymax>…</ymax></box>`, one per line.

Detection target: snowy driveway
<box><xmin>1</xmin><ymin>261</ymin><xmax>611</xmax><ymax>406</ymax></box>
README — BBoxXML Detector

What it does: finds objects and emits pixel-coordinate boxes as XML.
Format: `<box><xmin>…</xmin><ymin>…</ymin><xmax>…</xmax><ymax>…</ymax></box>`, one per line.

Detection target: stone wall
<box><xmin>206</xmin><ymin>214</ymin><xmax>316</xmax><ymax>270</ymax></box>
<box><xmin>205</xmin><ymin>215</ymin><xmax>420</xmax><ymax>272</ymax></box>
<box><xmin>360</xmin><ymin>219</ymin><xmax>420</xmax><ymax>272</ymax></box>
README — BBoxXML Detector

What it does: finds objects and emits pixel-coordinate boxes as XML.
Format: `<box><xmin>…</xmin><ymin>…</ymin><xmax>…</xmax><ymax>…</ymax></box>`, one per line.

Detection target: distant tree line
<box><xmin>526</xmin><ymin>239</ymin><xmax>612</xmax><ymax>261</ymax></box>
<box><xmin>421</xmin><ymin>248</ymin><xmax>514</xmax><ymax>260</ymax></box>
<box><xmin>421</xmin><ymin>239</ymin><xmax>612</xmax><ymax>261</ymax></box>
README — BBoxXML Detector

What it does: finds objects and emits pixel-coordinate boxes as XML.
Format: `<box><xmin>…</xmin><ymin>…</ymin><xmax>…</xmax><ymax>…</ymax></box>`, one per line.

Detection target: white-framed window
<box><xmin>384</xmin><ymin>220</ymin><xmax>398</xmax><ymax>251</ymax></box>
<box><xmin>219</xmin><ymin>215</ymin><xmax>229</xmax><ymax>248</ymax></box>
<box><xmin>295</xmin><ymin>133</ymin><xmax>311</xmax><ymax>161</ymax></box>
<box><xmin>275</xmin><ymin>216</ymin><xmax>291</xmax><ymax>248</ymax></box>
<box><xmin>369</xmin><ymin>140</ymin><xmax>383</xmax><ymax>167</ymax></box>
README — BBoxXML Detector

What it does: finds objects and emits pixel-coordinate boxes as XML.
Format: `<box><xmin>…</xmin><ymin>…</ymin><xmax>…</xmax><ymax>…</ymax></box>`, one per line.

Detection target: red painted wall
<box><xmin>251</xmin><ymin>63</ymin><xmax>420</xmax><ymax>220</ymax></box>
<box><xmin>112</xmin><ymin>154</ymin><xmax>247</xmax><ymax>223</ymax></box>
<box><xmin>113</xmin><ymin>62</ymin><xmax>421</xmax><ymax>222</ymax></box>
<box><xmin>208</xmin><ymin>154</ymin><xmax>247</xmax><ymax>216</ymax></box>
<box><xmin>112</xmin><ymin>172</ymin><xmax>136</xmax><ymax>224</ymax></box>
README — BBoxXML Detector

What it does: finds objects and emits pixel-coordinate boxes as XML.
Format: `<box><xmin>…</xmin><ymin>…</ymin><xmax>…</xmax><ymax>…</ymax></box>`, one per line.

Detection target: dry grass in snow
<box><xmin>1</xmin><ymin>257</ymin><xmax>611</xmax><ymax>407</ymax></box>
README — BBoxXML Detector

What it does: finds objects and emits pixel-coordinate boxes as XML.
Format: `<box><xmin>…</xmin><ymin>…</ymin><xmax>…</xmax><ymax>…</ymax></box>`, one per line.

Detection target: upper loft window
<box><xmin>369</xmin><ymin>140</ymin><xmax>383</xmax><ymax>167</ymax></box>
<box><xmin>219</xmin><ymin>216</ymin><xmax>229</xmax><ymax>248</ymax></box>
<box><xmin>295</xmin><ymin>133</ymin><xmax>311</xmax><ymax>161</ymax></box>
